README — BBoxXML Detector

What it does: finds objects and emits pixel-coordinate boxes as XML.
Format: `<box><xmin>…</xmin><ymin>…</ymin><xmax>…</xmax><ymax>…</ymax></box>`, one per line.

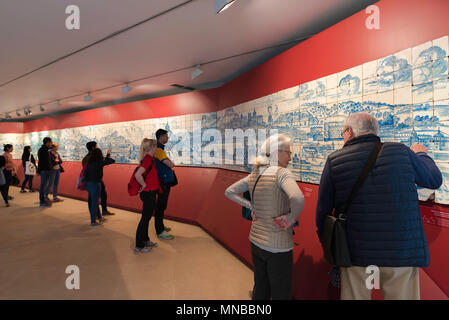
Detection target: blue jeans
<box><xmin>51</xmin><ymin>170</ymin><xmax>60</xmax><ymax>198</ymax></box>
<box><xmin>44</xmin><ymin>171</ymin><xmax>55</xmax><ymax>198</ymax></box>
<box><xmin>21</xmin><ymin>172</ymin><xmax>34</xmax><ymax>191</ymax></box>
<box><xmin>86</xmin><ymin>181</ymin><xmax>101</xmax><ymax>224</ymax></box>
<box><xmin>39</xmin><ymin>170</ymin><xmax>52</xmax><ymax>205</ymax></box>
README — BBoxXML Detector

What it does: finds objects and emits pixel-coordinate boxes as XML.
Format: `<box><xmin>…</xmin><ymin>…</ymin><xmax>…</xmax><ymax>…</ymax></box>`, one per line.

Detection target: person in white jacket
<box><xmin>225</xmin><ymin>134</ymin><xmax>305</xmax><ymax>300</ymax></box>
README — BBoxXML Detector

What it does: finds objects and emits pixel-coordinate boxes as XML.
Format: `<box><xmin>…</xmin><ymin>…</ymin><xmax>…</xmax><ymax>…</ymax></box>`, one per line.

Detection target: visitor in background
<box><xmin>154</xmin><ymin>129</ymin><xmax>175</xmax><ymax>240</ymax></box>
<box><xmin>2</xmin><ymin>144</ymin><xmax>16</xmax><ymax>203</ymax></box>
<box><xmin>0</xmin><ymin>155</ymin><xmax>9</xmax><ymax>207</ymax></box>
<box><xmin>225</xmin><ymin>134</ymin><xmax>305</xmax><ymax>300</ymax></box>
<box><xmin>20</xmin><ymin>146</ymin><xmax>36</xmax><ymax>193</ymax></box>
<box><xmin>315</xmin><ymin>112</ymin><xmax>443</xmax><ymax>300</ymax></box>
<box><xmin>133</xmin><ymin>138</ymin><xmax>162</xmax><ymax>254</ymax></box>
<box><xmin>38</xmin><ymin>137</ymin><xmax>53</xmax><ymax>208</ymax></box>
<box><xmin>82</xmin><ymin>141</ymin><xmax>115</xmax><ymax>217</ymax></box>
<box><xmin>84</xmin><ymin>148</ymin><xmax>115</xmax><ymax>227</ymax></box>
<box><xmin>49</xmin><ymin>143</ymin><xmax>64</xmax><ymax>202</ymax></box>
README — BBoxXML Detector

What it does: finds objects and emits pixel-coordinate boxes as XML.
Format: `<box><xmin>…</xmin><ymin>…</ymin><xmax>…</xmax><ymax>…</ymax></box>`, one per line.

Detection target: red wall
<box><xmin>3</xmin><ymin>0</ymin><xmax>449</xmax><ymax>299</ymax></box>
<box><xmin>0</xmin><ymin>122</ymin><xmax>23</xmax><ymax>133</ymax></box>
<box><xmin>21</xmin><ymin>89</ymin><xmax>219</xmax><ymax>133</ymax></box>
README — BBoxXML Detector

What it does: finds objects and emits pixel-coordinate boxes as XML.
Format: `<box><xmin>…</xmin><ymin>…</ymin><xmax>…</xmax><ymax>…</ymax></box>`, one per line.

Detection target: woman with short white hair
<box><xmin>225</xmin><ymin>134</ymin><xmax>305</xmax><ymax>300</ymax></box>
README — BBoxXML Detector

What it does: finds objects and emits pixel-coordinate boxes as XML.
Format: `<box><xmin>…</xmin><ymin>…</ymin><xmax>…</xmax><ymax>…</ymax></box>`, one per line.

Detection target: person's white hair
<box><xmin>254</xmin><ymin>134</ymin><xmax>292</xmax><ymax>167</ymax></box>
<box><xmin>343</xmin><ymin>112</ymin><xmax>379</xmax><ymax>136</ymax></box>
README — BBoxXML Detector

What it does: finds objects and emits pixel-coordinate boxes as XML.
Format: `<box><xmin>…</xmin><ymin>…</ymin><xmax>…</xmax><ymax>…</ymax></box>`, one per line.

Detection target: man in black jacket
<box><xmin>38</xmin><ymin>137</ymin><xmax>53</xmax><ymax>207</ymax></box>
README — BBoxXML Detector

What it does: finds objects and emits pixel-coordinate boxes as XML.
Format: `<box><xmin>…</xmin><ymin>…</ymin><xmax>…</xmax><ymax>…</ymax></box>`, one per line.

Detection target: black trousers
<box><xmin>251</xmin><ymin>242</ymin><xmax>293</xmax><ymax>300</ymax></box>
<box><xmin>1</xmin><ymin>169</ymin><xmax>12</xmax><ymax>204</ymax></box>
<box><xmin>100</xmin><ymin>180</ymin><xmax>108</xmax><ymax>212</ymax></box>
<box><xmin>136</xmin><ymin>190</ymin><xmax>157</xmax><ymax>248</ymax></box>
<box><xmin>1</xmin><ymin>169</ymin><xmax>11</xmax><ymax>204</ymax></box>
<box><xmin>154</xmin><ymin>183</ymin><xmax>171</xmax><ymax>235</ymax></box>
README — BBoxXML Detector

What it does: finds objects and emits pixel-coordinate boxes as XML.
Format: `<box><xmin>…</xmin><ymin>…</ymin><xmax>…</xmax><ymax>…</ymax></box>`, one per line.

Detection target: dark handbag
<box><xmin>321</xmin><ymin>142</ymin><xmax>383</xmax><ymax>267</ymax></box>
<box><xmin>169</xmin><ymin>170</ymin><xmax>178</xmax><ymax>187</ymax></box>
<box><xmin>242</xmin><ymin>173</ymin><xmax>263</xmax><ymax>220</ymax></box>
<box><xmin>11</xmin><ymin>174</ymin><xmax>20</xmax><ymax>186</ymax></box>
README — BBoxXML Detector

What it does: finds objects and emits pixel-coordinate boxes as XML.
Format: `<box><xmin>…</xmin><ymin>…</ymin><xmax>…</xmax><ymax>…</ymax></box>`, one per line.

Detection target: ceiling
<box><xmin>0</xmin><ymin>0</ymin><xmax>378</xmax><ymax>122</ymax></box>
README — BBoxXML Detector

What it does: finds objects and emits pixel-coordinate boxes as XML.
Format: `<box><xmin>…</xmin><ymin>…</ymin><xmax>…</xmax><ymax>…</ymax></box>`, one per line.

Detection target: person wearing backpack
<box><xmin>225</xmin><ymin>134</ymin><xmax>305</xmax><ymax>300</ymax></box>
<box><xmin>20</xmin><ymin>146</ymin><xmax>36</xmax><ymax>193</ymax></box>
<box><xmin>154</xmin><ymin>129</ymin><xmax>176</xmax><ymax>240</ymax></box>
<box><xmin>133</xmin><ymin>138</ymin><xmax>162</xmax><ymax>254</ymax></box>
<box><xmin>84</xmin><ymin>148</ymin><xmax>115</xmax><ymax>227</ymax></box>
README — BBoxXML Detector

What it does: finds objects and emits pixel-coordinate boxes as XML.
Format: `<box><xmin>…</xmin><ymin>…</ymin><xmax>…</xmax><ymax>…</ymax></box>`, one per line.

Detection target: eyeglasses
<box><xmin>341</xmin><ymin>127</ymin><xmax>350</xmax><ymax>138</ymax></box>
<box><xmin>279</xmin><ymin>149</ymin><xmax>292</xmax><ymax>156</ymax></box>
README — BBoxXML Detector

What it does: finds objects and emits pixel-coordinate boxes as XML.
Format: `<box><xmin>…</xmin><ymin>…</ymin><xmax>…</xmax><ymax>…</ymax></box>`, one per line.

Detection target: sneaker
<box><xmin>20</xmin><ymin>189</ymin><xmax>26</xmax><ymax>193</ymax></box>
<box><xmin>98</xmin><ymin>217</ymin><xmax>107</xmax><ymax>223</ymax></box>
<box><xmin>164</xmin><ymin>226</ymin><xmax>172</xmax><ymax>232</ymax></box>
<box><xmin>29</xmin><ymin>190</ymin><xmax>35</xmax><ymax>193</ymax></box>
<box><xmin>7</xmin><ymin>196</ymin><xmax>13</xmax><ymax>200</ymax></box>
<box><xmin>157</xmin><ymin>231</ymin><xmax>174</xmax><ymax>240</ymax></box>
<box><xmin>5</xmin><ymin>203</ymin><xmax>10</xmax><ymax>207</ymax></box>
<box><xmin>102</xmin><ymin>210</ymin><xmax>115</xmax><ymax>216</ymax></box>
<box><xmin>90</xmin><ymin>222</ymin><xmax>104</xmax><ymax>227</ymax></box>
<box><xmin>144</xmin><ymin>241</ymin><xmax>158</xmax><ymax>248</ymax></box>
<box><xmin>39</xmin><ymin>203</ymin><xmax>50</xmax><ymax>208</ymax></box>
<box><xmin>52</xmin><ymin>198</ymin><xmax>64</xmax><ymax>203</ymax></box>
<box><xmin>133</xmin><ymin>247</ymin><xmax>152</xmax><ymax>254</ymax></box>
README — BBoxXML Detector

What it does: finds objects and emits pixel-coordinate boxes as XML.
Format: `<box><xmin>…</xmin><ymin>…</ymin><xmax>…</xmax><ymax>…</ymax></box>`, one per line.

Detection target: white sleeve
<box><xmin>224</xmin><ymin>176</ymin><xmax>252</xmax><ymax>210</ymax></box>
<box><xmin>277</xmin><ymin>168</ymin><xmax>305</xmax><ymax>224</ymax></box>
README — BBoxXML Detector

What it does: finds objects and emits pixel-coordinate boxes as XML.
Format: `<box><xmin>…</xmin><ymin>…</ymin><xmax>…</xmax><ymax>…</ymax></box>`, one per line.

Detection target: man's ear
<box><xmin>348</xmin><ymin>127</ymin><xmax>355</xmax><ymax>137</ymax></box>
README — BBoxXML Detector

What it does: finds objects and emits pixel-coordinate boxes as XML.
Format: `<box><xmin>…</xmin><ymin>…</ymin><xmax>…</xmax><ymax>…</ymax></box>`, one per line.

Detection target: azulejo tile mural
<box><xmin>1</xmin><ymin>36</ymin><xmax>449</xmax><ymax>203</ymax></box>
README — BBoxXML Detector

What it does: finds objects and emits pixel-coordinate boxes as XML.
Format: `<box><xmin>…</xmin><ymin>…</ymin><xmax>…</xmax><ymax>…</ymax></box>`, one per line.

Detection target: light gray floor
<box><xmin>0</xmin><ymin>187</ymin><xmax>253</xmax><ymax>299</ymax></box>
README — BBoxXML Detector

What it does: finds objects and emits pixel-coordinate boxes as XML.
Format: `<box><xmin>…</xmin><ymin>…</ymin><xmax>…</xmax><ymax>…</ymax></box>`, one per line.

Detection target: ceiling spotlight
<box><xmin>5</xmin><ymin>113</ymin><xmax>11</xmax><ymax>119</ymax></box>
<box><xmin>16</xmin><ymin>111</ymin><xmax>21</xmax><ymax>117</ymax></box>
<box><xmin>84</xmin><ymin>92</ymin><xmax>92</xmax><ymax>102</ymax></box>
<box><xmin>40</xmin><ymin>105</ymin><xmax>45</xmax><ymax>112</ymax></box>
<box><xmin>122</xmin><ymin>83</ymin><xmax>132</xmax><ymax>94</ymax></box>
<box><xmin>191</xmin><ymin>65</ymin><xmax>203</xmax><ymax>80</ymax></box>
<box><xmin>28</xmin><ymin>107</ymin><xmax>32</xmax><ymax>116</ymax></box>
<box><xmin>24</xmin><ymin>108</ymin><xmax>29</xmax><ymax>116</ymax></box>
<box><xmin>215</xmin><ymin>0</ymin><xmax>235</xmax><ymax>14</ymax></box>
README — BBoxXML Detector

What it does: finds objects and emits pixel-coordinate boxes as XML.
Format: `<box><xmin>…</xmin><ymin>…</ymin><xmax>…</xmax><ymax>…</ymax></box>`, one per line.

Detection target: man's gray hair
<box><xmin>343</xmin><ymin>112</ymin><xmax>379</xmax><ymax>136</ymax></box>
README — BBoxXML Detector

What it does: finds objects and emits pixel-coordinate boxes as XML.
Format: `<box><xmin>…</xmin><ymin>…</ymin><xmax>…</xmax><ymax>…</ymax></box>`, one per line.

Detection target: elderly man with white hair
<box><xmin>225</xmin><ymin>134</ymin><xmax>305</xmax><ymax>300</ymax></box>
<box><xmin>316</xmin><ymin>112</ymin><xmax>442</xmax><ymax>300</ymax></box>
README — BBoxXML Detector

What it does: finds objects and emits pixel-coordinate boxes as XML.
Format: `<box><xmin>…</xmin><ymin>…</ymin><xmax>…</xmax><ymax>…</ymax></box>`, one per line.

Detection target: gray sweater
<box><xmin>225</xmin><ymin>166</ymin><xmax>305</xmax><ymax>252</ymax></box>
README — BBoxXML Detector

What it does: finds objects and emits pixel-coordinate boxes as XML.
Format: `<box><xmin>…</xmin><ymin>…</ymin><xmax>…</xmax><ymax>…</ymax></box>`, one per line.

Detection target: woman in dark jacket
<box><xmin>21</xmin><ymin>146</ymin><xmax>36</xmax><ymax>193</ymax></box>
<box><xmin>0</xmin><ymin>155</ymin><xmax>9</xmax><ymax>207</ymax></box>
<box><xmin>85</xmin><ymin>148</ymin><xmax>115</xmax><ymax>227</ymax></box>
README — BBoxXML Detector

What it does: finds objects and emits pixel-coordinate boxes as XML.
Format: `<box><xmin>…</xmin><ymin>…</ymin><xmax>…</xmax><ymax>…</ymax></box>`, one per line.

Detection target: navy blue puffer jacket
<box><xmin>317</xmin><ymin>134</ymin><xmax>442</xmax><ymax>267</ymax></box>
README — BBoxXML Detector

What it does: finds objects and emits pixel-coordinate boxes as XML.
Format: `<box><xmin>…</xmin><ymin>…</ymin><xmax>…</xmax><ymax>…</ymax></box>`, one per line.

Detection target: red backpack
<box><xmin>76</xmin><ymin>164</ymin><xmax>87</xmax><ymax>191</ymax></box>
<box><xmin>128</xmin><ymin>162</ymin><xmax>153</xmax><ymax>196</ymax></box>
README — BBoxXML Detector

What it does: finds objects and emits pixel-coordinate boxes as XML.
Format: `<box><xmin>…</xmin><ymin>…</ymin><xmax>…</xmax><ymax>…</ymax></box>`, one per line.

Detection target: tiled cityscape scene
<box><xmin>2</xmin><ymin>36</ymin><xmax>449</xmax><ymax>203</ymax></box>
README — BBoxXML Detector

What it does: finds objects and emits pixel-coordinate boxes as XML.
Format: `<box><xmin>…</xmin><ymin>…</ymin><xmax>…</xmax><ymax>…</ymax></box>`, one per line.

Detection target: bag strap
<box><xmin>140</xmin><ymin>160</ymin><xmax>153</xmax><ymax>180</ymax></box>
<box><xmin>340</xmin><ymin>142</ymin><xmax>383</xmax><ymax>217</ymax></box>
<box><xmin>251</xmin><ymin>172</ymin><xmax>263</xmax><ymax>202</ymax></box>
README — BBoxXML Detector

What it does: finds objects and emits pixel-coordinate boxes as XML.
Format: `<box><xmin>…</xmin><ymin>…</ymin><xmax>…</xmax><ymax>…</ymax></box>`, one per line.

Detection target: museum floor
<box><xmin>0</xmin><ymin>187</ymin><xmax>253</xmax><ymax>299</ymax></box>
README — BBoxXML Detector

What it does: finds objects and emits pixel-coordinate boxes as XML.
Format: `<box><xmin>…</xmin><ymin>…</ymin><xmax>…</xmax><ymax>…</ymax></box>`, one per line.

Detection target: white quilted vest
<box><xmin>247</xmin><ymin>166</ymin><xmax>294</xmax><ymax>249</ymax></box>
